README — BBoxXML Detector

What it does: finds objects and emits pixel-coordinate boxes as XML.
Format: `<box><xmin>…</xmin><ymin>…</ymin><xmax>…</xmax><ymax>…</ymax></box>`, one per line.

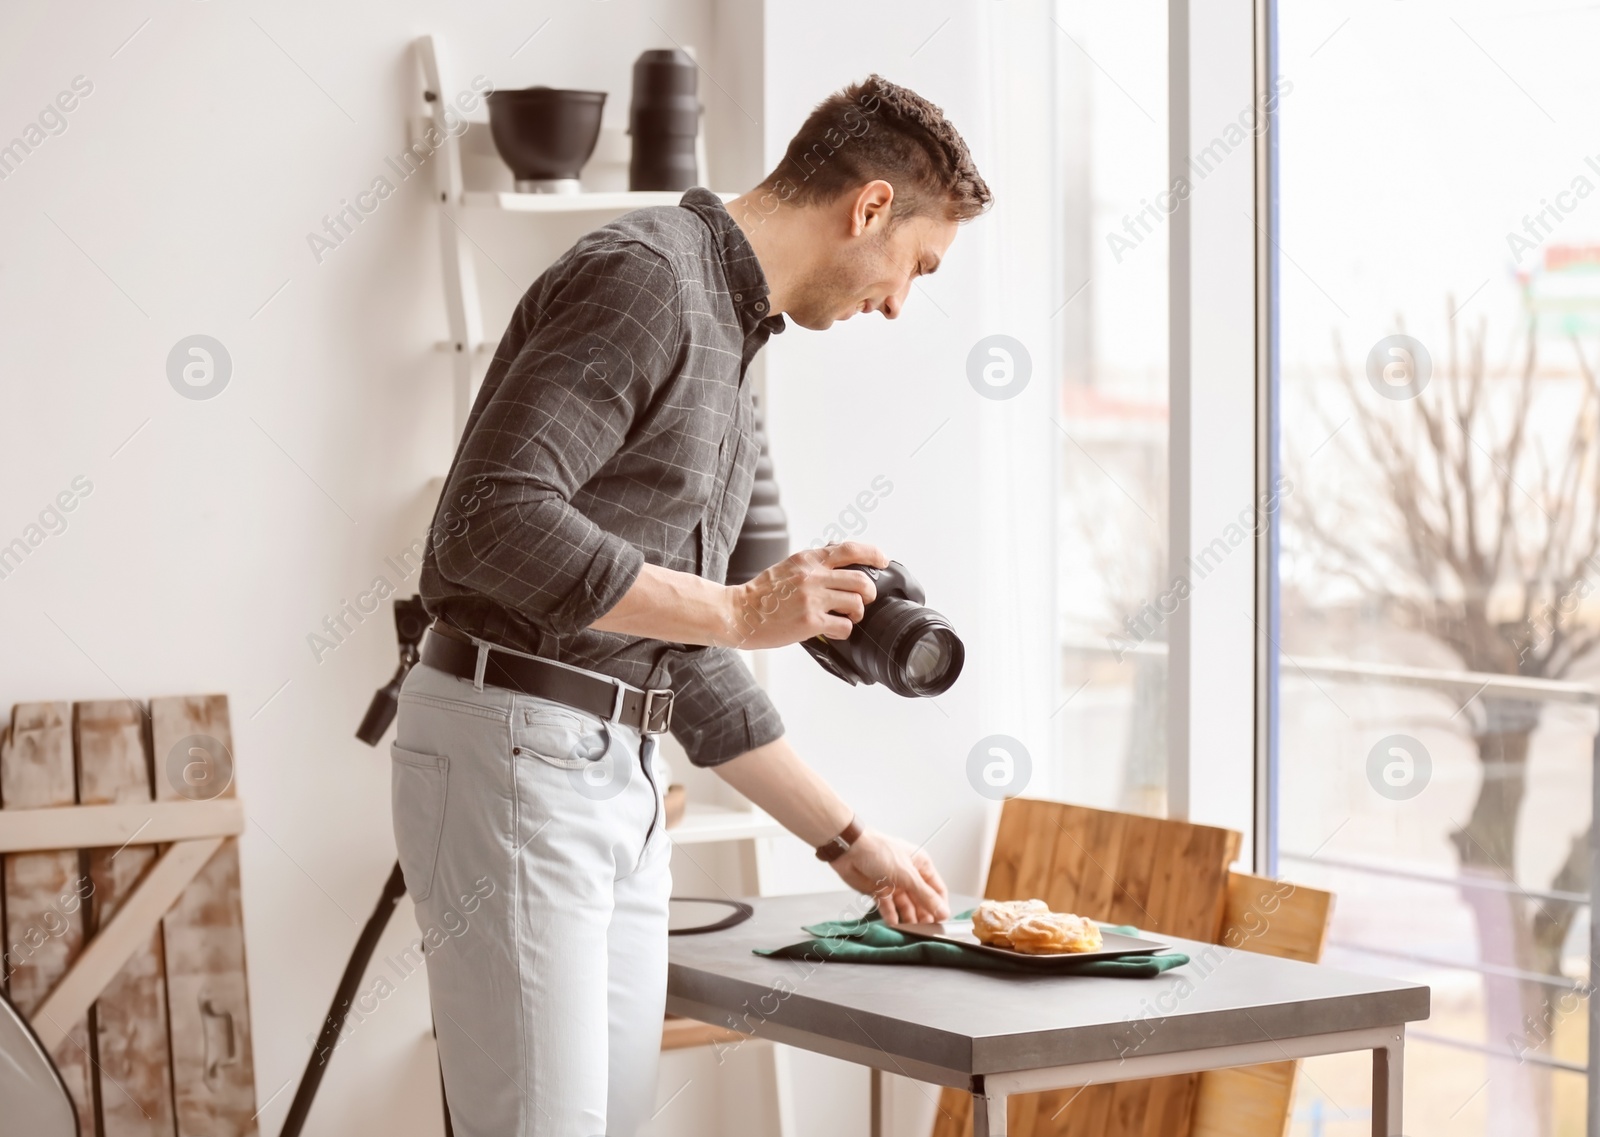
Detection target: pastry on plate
<box><xmin>971</xmin><ymin>898</ymin><xmax>1049</xmax><ymax>948</ymax></box>
<box><xmin>1006</xmin><ymin>912</ymin><xmax>1104</xmax><ymax>955</ymax></box>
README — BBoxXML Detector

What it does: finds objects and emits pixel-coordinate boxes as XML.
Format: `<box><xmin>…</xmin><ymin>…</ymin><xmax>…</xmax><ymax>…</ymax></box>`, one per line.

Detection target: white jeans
<box><xmin>391</xmin><ymin>655</ymin><xmax>672</xmax><ymax>1137</ymax></box>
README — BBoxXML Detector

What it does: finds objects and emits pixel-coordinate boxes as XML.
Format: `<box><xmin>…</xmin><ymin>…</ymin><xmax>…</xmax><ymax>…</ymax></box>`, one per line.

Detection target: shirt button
<box><xmin>754</xmin><ymin>301</ymin><xmax>766</xmax><ymax>313</ymax></box>
<box><xmin>733</xmin><ymin>292</ymin><xmax>743</xmax><ymax>302</ymax></box>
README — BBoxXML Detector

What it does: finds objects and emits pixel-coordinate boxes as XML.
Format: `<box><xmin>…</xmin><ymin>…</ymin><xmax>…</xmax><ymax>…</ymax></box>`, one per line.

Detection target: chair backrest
<box><xmin>932</xmin><ymin>798</ymin><xmax>1242</xmax><ymax>1137</ymax></box>
<box><xmin>984</xmin><ymin>799</ymin><xmax>1242</xmax><ymax>937</ymax></box>
<box><xmin>1190</xmin><ymin>872</ymin><xmax>1335</xmax><ymax>1137</ymax></box>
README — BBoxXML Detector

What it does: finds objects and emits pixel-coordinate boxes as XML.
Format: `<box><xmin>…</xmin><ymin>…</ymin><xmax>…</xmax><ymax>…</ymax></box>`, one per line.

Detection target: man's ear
<box><xmin>850</xmin><ymin>180</ymin><xmax>896</xmax><ymax>236</ymax></box>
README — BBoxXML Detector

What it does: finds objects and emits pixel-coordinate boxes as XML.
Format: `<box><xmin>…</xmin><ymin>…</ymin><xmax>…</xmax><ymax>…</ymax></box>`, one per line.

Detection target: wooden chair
<box><xmin>1191</xmin><ymin>872</ymin><xmax>1333</xmax><ymax>1137</ymax></box>
<box><xmin>930</xmin><ymin>799</ymin><xmax>1332</xmax><ymax>1137</ymax></box>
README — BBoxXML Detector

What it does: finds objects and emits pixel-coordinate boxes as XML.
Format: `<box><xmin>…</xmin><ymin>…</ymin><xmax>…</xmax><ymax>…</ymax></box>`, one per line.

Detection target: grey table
<box><xmin>666</xmin><ymin>892</ymin><xmax>1430</xmax><ymax>1137</ymax></box>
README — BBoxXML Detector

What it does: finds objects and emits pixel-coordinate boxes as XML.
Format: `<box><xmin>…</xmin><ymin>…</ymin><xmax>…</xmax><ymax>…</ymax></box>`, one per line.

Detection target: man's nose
<box><xmin>881</xmin><ymin>281</ymin><xmax>912</xmax><ymax>320</ymax></box>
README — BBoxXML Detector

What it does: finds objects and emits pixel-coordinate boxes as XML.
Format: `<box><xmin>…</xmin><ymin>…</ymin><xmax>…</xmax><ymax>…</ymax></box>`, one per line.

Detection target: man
<box><xmin>392</xmin><ymin>74</ymin><xmax>991</xmax><ymax>1136</ymax></box>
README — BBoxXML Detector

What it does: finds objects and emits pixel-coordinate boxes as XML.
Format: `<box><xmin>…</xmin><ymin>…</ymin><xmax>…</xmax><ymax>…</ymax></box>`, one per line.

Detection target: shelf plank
<box><xmin>460</xmin><ymin>190</ymin><xmax>736</xmax><ymax>214</ymax></box>
<box><xmin>661</xmin><ymin>1013</ymin><xmax>749</xmax><ymax>1051</ymax></box>
<box><xmin>667</xmin><ymin>802</ymin><xmax>786</xmax><ymax>846</ymax></box>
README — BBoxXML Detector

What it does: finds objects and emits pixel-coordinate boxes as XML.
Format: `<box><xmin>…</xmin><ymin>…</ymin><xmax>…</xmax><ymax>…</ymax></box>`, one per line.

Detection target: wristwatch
<box><xmin>815</xmin><ymin>816</ymin><xmax>863</xmax><ymax>863</ymax></box>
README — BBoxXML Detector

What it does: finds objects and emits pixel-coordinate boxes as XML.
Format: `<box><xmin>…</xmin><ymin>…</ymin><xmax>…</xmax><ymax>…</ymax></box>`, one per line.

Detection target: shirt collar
<box><xmin>679</xmin><ymin>188</ymin><xmax>786</xmax><ymax>338</ymax></box>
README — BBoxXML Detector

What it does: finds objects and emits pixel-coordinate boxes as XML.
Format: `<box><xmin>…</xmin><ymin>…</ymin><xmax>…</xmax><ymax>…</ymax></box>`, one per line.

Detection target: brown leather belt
<box><xmin>421</xmin><ymin>620</ymin><xmax>675</xmax><ymax>736</ymax></box>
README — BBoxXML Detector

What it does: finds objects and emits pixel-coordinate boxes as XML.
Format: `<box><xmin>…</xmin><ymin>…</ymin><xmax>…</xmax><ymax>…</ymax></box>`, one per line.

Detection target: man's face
<box><xmin>786</xmin><ymin>184</ymin><xmax>959</xmax><ymax>331</ymax></box>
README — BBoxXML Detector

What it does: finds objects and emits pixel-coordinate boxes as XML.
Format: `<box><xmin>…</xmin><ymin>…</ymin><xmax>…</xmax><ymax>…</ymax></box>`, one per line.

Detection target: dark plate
<box><xmin>892</xmin><ymin>919</ymin><xmax>1170</xmax><ymax>967</ymax></box>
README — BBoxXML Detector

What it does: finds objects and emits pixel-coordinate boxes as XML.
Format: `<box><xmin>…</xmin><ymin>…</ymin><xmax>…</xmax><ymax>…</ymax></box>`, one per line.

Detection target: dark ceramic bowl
<box><xmin>486</xmin><ymin>87</ymin><xmax>607</xmax><ymax>184</ymax></box>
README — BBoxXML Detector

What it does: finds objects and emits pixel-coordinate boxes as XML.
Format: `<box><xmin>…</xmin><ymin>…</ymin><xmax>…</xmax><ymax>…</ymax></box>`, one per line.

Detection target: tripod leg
<box><xmin>279</xmin><ymin>862</ymin><xmax>409</xmax><ymax>1137</ymax></box>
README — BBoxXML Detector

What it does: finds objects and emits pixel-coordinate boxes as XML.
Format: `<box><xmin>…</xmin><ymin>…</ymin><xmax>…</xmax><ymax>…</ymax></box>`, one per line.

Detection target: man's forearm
<box><xmin>712</xmin><ymin>736</ymin><xmax>855</xmax><ymax>847</ymax></box>
<box><xmin>590</xmin><ymin>562</ymin><xmax>737</xmax><ymax>646</ymax></box>
<box><xmin>590</xmin><ymin>541</ymin><xmax>886</xmax><ymax>652</ymax></box>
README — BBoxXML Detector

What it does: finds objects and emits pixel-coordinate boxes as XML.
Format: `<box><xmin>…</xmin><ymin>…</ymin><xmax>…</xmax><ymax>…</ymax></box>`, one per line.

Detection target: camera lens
<box><xmin>849</xmin><ymin>599</ymin><xmax>965</xmax><ymax>698</ymax></box>
<box><xmin>893</xmin><ymin>621</ymin><xmax>963</xmax><ymax>697</ymax></box>
<box><xmin>801</xmin><ymin>560</ymin><xmax>967</xmax><ymax>699</ymax></box>
<box><xmin>904</xmin><ymin>628</ymin><xmax>957</xmax><ymax>687</ymax></box>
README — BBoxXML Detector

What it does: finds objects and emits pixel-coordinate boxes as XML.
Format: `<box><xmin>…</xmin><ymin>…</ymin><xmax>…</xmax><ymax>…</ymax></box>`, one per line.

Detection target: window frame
<box><xmin>1163</xmin><ymin>0</ymin><xmax>1273</xmax><ymax>869</ymax></box>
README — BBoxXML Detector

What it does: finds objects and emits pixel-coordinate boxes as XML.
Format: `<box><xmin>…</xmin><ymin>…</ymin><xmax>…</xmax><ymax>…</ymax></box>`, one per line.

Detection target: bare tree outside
<box><xmin>1288</xmin><ymin>300</ymin><xmax>1600</xmax><ymax>1135</ymax></box>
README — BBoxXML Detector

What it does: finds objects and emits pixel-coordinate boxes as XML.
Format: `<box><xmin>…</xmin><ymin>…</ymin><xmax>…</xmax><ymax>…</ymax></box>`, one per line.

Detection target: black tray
<box><xmin>893</xmin><ymin>918</ymin><xmax>1169</xmax><ymax>967</ymax></box>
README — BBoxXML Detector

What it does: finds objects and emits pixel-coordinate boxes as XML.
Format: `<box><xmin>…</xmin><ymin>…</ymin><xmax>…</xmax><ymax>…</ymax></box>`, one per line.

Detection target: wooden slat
<box><xmin>984</xmin><ymin>799</ymin><xmax>1042</xmax><ymax>902</ymax></box>
<box><xmin>1189</xmin><ymin>873</ymin><xmax>1335</xmax><ymax>1137</ymax></box>
<box><xmin>33</xmin><ymin>838</ymin><xmax>221</xmax><ymax>1052</ymax></box>
<box><xmin>1155</xmin><ymin>820</ymin><xmax>1240</xmax><ymax>940</ymax></box>
<box><xmin>1072</xmin><ymin>808</ymin><xmax>1130</xmax><ymax>921</ymax></box>
<box><xmin>1011</xmin><ymin>800</ymin><xmax>1063</xmax><ymax>905</ymax></box>
<box><xmin>1065</xmin><ymin>1083</ymin><xmax>1114</xmax><ymax>1137</ymax></box>
<box><xmin>1217</xmin><ymin>872</ymin><xmax>1332</xmax><ymax>963</ymax></box>
<box><xmin>2</xmin><ymin>702</ymin><xmax>99</xmax><ymax>1137</ymax></box>
<box><xmin>1111</xmin><ymin>814</ymin><xmax>1161</xmax><ymax>927</ymax></box>
<box><xmin>1041</xmin><ymin>808</ymin><xmax>1090</xmax><ymax>909</ymax></box>
<box><xmin>151</xmin><ymin>695</ymin><xmax>259</xmax><ymax>1137</ymax></box>
<box><xmin>1190</xmin><ymin>1063</ymin><xmax>1299</xmax><ymax>1137</ymax></box>
<box><xmin>76</xmin><ymin>699</ymin><xmax>177</xmax><ymax>1136</ymax></box>
<box><xmin>1104</xmin><ymin>811</ymin><xmax>1235</xmax><ymax>1137</ymax></box>
<box><xmin>931</xmin><ymin>801</ymin><xmax>1241</xmax><ymax>1137</ymax></box>
<box><xmin>0</xmin><ymin>798</ymin><xmax>245</xmax><ymax>853</ymax></box>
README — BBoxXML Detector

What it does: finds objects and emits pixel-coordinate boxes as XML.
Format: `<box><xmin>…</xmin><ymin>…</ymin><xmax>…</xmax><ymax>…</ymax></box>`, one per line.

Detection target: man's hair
<box><xmin>757</xmin><ymin>75</ymin><xmax>991</xmax><ymax>224</ymax></box>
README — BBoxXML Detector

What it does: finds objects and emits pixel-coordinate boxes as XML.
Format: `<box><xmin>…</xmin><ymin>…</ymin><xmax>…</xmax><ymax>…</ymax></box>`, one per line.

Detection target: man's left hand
<box><xmin>830</xmin><ymin>828</ymin><xmax>951</xmax><ymax>924</ymax></box>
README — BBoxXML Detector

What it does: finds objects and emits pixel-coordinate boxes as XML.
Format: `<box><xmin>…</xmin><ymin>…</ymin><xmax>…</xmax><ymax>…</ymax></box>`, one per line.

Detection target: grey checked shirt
<box><xmin>420</xmin><ymin>188</ymin><xmax>786</xmax><ymax>767</ymax></box>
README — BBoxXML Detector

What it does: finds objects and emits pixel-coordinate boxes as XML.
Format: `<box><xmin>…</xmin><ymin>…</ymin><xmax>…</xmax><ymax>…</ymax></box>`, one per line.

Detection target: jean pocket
<box><xmin>513</xmin><ymin>704</ymin><xmax>609</xmax><ymax>771</ymax></box>
<box><xmin>391</xmin><ymin>745</ymin><xmax>449</xmax><ymax>903</ymax></box>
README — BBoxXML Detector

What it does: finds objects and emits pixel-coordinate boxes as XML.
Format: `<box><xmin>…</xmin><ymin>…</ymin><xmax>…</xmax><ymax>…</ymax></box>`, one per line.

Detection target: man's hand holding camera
<box><xmin>592</xmin><ymin>540</ymin><xmax>890</xmax><ymax>652</ymax></box>
<box><xmin>723</xmin><ymin>541</ymin><xmax>889</xmax><ymax>650</ymax></box>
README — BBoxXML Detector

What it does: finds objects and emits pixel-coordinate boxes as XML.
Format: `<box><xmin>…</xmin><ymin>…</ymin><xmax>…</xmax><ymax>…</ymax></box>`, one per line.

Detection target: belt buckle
<box><xmin>642</xmin><ymin>689</ymin><xmax>674</xmax><ymax>735</ymax></box>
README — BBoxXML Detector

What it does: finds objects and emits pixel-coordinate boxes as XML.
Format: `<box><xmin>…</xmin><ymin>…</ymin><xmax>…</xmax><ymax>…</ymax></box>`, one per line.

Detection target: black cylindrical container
<box><xmin>629</xmin><ymin>49</ymin><xmax>700</xmax><ymax>191</ymax></box>
<box><xmin>725</xmin><ymin>398</ymin><xmax>789</xmax><ymax>585</ymax></box>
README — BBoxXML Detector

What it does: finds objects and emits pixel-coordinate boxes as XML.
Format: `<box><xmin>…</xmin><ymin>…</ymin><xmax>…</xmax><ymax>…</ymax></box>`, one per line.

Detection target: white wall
<box><xmin>0</xmin><ymin>2</ymin><xmax>1062</xmax><ymax>1134</ymax></box>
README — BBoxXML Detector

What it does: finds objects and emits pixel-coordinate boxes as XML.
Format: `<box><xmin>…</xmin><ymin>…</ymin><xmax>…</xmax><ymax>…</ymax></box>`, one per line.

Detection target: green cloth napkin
<box><xmin>754</xmin><ymin>909</ymin><xmax>1190</xmax><ymax>978</ymax></box>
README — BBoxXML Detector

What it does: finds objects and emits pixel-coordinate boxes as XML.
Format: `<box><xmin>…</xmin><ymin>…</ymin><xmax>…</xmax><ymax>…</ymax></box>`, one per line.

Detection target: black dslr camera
<box><xmin>802</xmin><ymin>561</ymin><xmax>965</xmax><ymax>698</ymax></box>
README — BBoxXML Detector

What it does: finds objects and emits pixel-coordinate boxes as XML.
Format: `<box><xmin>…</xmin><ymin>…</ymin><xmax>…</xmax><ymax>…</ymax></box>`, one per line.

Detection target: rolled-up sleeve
<box><xmin>668</xmin><ymin>648</ymin><xmax>785</xmax><ymax>767</ymax></box>
<box><xmin>430</xmin><ymin>239</ymin><xmax>683</xmax><ymax>636</ymax></box>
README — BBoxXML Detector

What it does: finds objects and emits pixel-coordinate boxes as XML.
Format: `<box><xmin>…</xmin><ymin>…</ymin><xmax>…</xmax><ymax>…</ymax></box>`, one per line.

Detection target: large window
<box><xmin>1053</xmin><ymin>0</ymin><xmax>1170</xmax><ymax>815</ymax></box>
<box><xmin>1273</xmin><ymin>4</ymin><xmax>1600</xmax><ymax>1134</ymax></box>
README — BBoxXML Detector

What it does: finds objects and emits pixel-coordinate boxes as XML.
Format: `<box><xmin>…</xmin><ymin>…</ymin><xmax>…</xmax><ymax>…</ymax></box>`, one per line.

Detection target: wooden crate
<box><xmin>0</xmin><ymin>695</ymin><xmax>259</xmax><ymax>1136</ymax></box>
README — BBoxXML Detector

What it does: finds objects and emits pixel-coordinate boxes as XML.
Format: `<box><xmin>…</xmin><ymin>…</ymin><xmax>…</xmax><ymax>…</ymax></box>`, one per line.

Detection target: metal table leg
<box><xmin>971</xmin><ymin>1078</ymin><xmax>1006</xmax><ymax>1137</ymax></box>
<box><xmin>1372</xmin><ymin>1031</ymin><xmax>1405</xmax><ymax>1137</ymax></box>
<box><xmin>965</xmin><ymin>1025</ymin><xmax>1405</xmax><ymax>1137</ymax></box>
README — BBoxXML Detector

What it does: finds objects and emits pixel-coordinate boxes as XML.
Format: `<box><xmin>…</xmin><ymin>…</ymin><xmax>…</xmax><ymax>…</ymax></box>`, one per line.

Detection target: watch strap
<box><xmin>815</xmin><ymin>816</ymin><xmax>863</xmax><ymax>863</ymax></box>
